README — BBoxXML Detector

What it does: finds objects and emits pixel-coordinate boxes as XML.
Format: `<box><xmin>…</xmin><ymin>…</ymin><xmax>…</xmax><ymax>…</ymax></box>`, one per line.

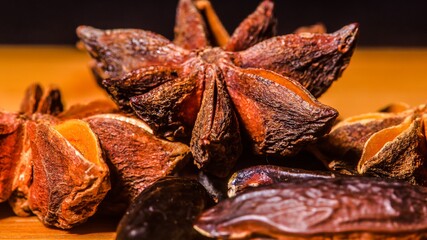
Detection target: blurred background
<box><xmin>1</xmin><ymin>0</ymin><xmax>426</xmax><ymax>46</ymax></box>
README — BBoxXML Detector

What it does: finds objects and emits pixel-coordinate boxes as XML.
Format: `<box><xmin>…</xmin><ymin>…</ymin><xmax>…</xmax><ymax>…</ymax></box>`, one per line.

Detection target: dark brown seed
<box><xmin>116</xmin><ymin>177</ymin><xmax>213</xmax><ymax>240</ymax></box>
<box><xmin>195</xmin><ymin>177</ymin><xmax>427</xmax><ymax>239</ymax></box>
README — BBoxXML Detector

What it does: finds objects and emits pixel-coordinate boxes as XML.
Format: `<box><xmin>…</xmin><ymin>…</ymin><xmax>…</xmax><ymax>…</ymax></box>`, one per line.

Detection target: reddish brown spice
<box><xmin>77</xmin><ymin>0</ymin><xmax>357</xmax><ymax>177</ymax></box>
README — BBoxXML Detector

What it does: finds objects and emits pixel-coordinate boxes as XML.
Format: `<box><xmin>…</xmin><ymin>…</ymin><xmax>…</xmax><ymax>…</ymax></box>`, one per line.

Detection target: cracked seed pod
<box><xmin>358</xmin><ymin>115</ymin><xmax>427</xmax><ymax>185</ymax></box>
<box><xmin>77</xmin><ymin>0</ymin><xmax>356</xmax><ymax>177</ymax></box>
<box><xmin>28</xmin><ymin>119</ymin><xmax>110</xmax><ymax>229</ymax></box>
<box><xmin>84</xmin><ymin>114</ymin><xmax>191</xmax><ymax>211</ymax></box>
<box><xmin>315</xmin><ymin>104</ymin><xmax>427</xmax><ymax>185</ymax></box>
<box><xmin>1</xmin><ymin>84</ymin><xmax>115</xmax><ymax>228</ymax></box>
<box><xmin>315</xmin><ymin>111</ymin><xmax>410</xmax><ymax>173</ymax></box>
<box><xmin>195</xmin><ymin>177</ymin><xmax>427</xmax><ymax>239</ymax></box>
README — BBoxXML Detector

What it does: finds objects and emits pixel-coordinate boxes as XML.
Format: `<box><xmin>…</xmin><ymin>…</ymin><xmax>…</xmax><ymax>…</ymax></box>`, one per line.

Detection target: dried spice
<box><xmin>0</xmin><ymin>112</ymin><xmax>22</xmax><ymax>202</ymax></box>
<box><xmin>195</xmin><ymin>177</ymin><xmax>427</xmax><ymax>239</ymax></box>
<box><xmin>28</xmin><ymin>119</ymin><xmax>110</xmax><ymax>229</ymax></box>
<box><xmin>84</xmin><ymin>114</ymin><xmax>191</xmax><ymax>212</ymax></box>
<box><xmin>0</xmin><ymin>84</ymin><xmax>113</xmax><ymax>229</ymax></box>
<box><xmin>358</xmin><ymin>115</ymin><xmax>427</xmax><ymax>185</ymax></box>
<box><xmin>315</xmin><ymin>111</ymin><xmax>410</xmax><ymax>174</ymax></box>
<box><xmin>228</xmin><ymin>165</ymin><xmax>338</xmax><ymax>197</ymax></box>
<box><xmin>116</xmin><ymin>177</ymin><xmax>213</xmax><ymax>240</ymax></box>
<box><xmin>315</xmin><ymin>105</ymin><xmax>427</xmax><ymax>185</ymax></box>
<box><xmin>2</xmin><ymin>84</ymin><xmax>63</xmax><ymax>216</ymax></box>
<box><xmin>77</xmin><ymin>0</ymin><xmax>355</xmax><ymax>176</ymax></box>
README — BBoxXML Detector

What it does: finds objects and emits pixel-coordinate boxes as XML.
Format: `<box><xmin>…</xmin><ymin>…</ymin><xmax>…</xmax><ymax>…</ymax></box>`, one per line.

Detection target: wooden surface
<box><xmin>0</xmin><ymin>46</ymin><xmax>427</xmax><ymax>239</ymax></box>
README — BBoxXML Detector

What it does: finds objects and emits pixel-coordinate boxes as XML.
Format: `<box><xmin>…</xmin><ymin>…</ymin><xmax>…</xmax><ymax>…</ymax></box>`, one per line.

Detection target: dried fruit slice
<box><xmin>223</xmin><ymin>65</ymin><xmax>337</xmax><ymax>156</ymax></box>
<box><xmin>85</xmin><ymin>114</ymin><xmax>191</xmax><ymax>205</ymax></box>
<box><xmin>28</xmin><ymin>119</ymin><xmax>110</xmax><ymax>229</ymax></box>
<box><xmin>195</xmin><ymin>177</ymin><xmax>427</xmax><ymax>239</ymax></box>
<box><xmin>234</xmin><ymin>23</ymin><xmax>359</xmax><ymax>97</ymax></box>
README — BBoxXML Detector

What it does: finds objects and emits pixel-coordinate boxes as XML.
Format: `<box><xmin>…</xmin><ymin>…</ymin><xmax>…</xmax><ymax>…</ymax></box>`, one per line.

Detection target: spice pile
<box><xmin>1</xmin><ymin>0</ymin><xmax>427</xmax><ymax>239</ymax></box>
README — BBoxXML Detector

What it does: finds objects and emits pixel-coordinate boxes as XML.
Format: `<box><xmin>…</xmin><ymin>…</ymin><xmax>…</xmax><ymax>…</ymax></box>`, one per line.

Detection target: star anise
<box><xmin>0</xmin><ymin>84</ymin><xmax>111</xmax><ymax>228</ymax></box>
<box><xmin>315</xmin><ymin>104</ymin><xmax>427</xmax><ymax>185</ymax></box>
<box><xmin>77</xmin><ymin>0</ymin><xmax>358</xmax><ymax>177</ymax></box>
<box><xmin>1</xmin><ymin>84</ymin><xmax>192</xmax><ymax>227</ymax></box>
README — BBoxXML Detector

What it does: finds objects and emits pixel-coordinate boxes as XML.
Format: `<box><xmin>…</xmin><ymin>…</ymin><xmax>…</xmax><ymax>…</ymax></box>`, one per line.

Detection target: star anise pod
<box><xmin>0</xmin><ymin>84</ymin><xmax>111</xmax><ymax>228</ymax></box>
<box><xmin>315</xmin><ymin>104</ymin><xmax>427</xmax><ymax>185</ymax></box>
<box><xmin>77</xmin><ymin>0</ymin><xmax>358</xmax><ymax>177</ymax></box>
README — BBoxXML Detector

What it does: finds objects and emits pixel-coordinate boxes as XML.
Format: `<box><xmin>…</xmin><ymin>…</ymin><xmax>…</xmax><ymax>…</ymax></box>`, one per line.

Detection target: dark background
<box><xmin>1</xmin><ymin>0</ymin><xmax>426</xmax><ymax>46</ymax></box>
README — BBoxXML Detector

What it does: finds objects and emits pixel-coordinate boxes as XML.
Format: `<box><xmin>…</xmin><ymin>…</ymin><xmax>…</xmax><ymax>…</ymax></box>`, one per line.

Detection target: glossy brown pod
<box><xmin>116</xmin><ymin>177</ymin><xmax>213</xmax><ymax>240</ymax></box>
<box><xmin>195</xmin><ymin>177</ymin><xmax>427</xmax><ymax>239</ymax></box>
<box><xmin>228</xmin><ymin>165</ymin><xmax>338</xmax><ymax>197</ymax></box>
